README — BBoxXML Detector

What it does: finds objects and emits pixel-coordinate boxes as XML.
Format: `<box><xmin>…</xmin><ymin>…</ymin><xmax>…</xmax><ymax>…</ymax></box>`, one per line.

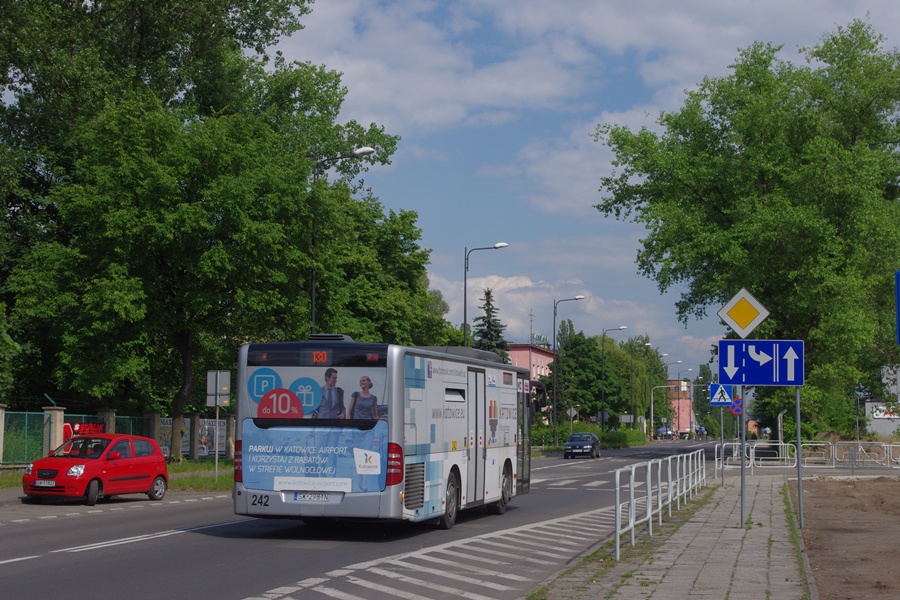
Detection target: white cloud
<box><xmin>280</xmin><ymin>1</ymin><xmax>898</xmax><ymax>371</ymax></box>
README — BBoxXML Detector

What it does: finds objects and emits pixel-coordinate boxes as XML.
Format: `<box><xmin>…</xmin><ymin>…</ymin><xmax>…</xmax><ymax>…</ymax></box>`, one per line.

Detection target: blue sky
<box><xmin>277</xmin><ymin>1</ymin><xmax>900</xmax><ymax>374</ymax></box>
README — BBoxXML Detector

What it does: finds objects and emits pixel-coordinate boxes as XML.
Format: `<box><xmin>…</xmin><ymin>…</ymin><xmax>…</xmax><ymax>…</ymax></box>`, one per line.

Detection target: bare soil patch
<box><xmin>790</xmin><ymin>476</ymin><xmax>900</xmax><ymax>600</ymax></box>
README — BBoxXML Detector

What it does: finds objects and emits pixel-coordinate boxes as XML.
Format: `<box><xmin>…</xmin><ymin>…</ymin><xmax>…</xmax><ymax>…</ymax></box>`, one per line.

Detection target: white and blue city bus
<box><xmin>233</xmin><ymin>334</ymin><xmax>533</xmax><ymax>529</ymax></box>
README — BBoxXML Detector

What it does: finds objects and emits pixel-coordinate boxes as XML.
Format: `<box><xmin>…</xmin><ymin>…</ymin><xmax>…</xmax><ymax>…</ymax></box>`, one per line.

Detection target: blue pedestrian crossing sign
<box><xmin>709</xmin><ymin>383</ymin><xmax>733</xmax><ymax>407</ymax></box>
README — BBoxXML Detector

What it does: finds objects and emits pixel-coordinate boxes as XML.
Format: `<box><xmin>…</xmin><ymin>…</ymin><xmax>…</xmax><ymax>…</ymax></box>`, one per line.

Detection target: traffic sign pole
<box><xmin>796</xmin><ymin>387</ymin><xmax>804</xmax><ymax>528</ymax></box>
<box><xmin>720</xmin><ymin>407</ymin><xmax>725</xmax><ymax>487</ymax></box>
<box><xmin>740</xmin><ymin>384</ymin><xmax>746</xmax><ymax>526</ymax></box>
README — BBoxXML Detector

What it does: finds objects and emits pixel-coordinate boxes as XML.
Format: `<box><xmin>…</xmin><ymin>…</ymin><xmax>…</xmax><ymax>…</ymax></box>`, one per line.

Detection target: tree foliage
<box><xmin>0</xmin><ymin>302</ymin><xmax>20</xmax><ymax>400</ymax></box>
<box><xmin>595</xmin><ymin>20</ymin><xmax>900</xmax><ymax>435</ymax></box>
<box><xmin>0</xmin><ymin>1</ymin><xmax>448</xmax><ymax>433</ymax></box>
<box><xmin>547</xmin><ymin>326</ymin><xmax>669</xmax><ymax>433</ymax></box>
<box><xmin>472</xmin><ymin>288</ymin><xmax>510</xmax><ymax>362</ymax></box>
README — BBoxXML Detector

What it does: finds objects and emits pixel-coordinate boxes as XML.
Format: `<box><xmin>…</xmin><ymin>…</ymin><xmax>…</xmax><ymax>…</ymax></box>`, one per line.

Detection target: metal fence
<box><xmin>2</xmin><ymin>412</ymin><xmax>152</xmax><ymax>465</ymax></box>
<box><xmin>115</xmin><ymin>415</ymin><xmax>151</xmax><ymax>437</ymax></box>
<box><xmin>614</xmin><ymin>449</ymin><xmax>707</xmax><ymax>560</ymax></box>
<box><xmin>715</xmin><ymin>440</ymin><xmax>900</xmax><ymax>475</ymax></box>
<box><xmin>3</xmin><ymin>411</ymin><xmax>49</xmax><ymax>464</ymax></box>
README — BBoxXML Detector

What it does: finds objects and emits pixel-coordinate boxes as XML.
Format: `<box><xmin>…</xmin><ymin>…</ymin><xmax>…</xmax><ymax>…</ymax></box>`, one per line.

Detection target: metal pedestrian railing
<box><xmin>614</xmin><ymin>449</ymin><xmax>706</xmax><ymax>560</ymax></box>
<box><xmin>715</xmin><ymin>440</ymin><xmax>900</xmax><ymax>476</ymax></box>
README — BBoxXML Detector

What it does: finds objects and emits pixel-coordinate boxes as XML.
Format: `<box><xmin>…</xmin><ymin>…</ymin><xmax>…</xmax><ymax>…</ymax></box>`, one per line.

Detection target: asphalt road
<box><xmin>0</xmin><ymin>440</ymin><xmax>714</xmax><ymax>600</ymax></box>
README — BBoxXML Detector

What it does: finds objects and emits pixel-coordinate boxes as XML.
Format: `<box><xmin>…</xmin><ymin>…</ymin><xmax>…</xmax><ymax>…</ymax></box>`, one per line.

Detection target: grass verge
<box><xmin>782</xmin><ymin>482</ymin><xmax>813</xmax><ymax>600</ymax></box>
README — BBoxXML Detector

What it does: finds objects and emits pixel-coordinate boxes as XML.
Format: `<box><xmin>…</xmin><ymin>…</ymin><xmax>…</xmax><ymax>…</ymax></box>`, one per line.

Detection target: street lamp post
<box><xmin>552</xmin><ymin>295</ymin><xmax>585</xmax><ymax>445</ymax></box>
<box><xmin>463</xmin><ymin>243</ymin><xmax>508</xmax><ymax>346</ymax></box>
<box><xmin>310</xmin><ymin>146</ymin><xmax>376</xmax><ymax>334</ymax></box>
<box><xmin>600</xmin><ymin>326</ymin><xmax>627</xmax><ymax>432</ymax></box>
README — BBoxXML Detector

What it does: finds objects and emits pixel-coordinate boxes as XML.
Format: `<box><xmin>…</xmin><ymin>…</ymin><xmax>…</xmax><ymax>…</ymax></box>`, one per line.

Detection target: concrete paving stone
<box><xmin>535</xmin><ymin>474</ymin><xmax>812</xmax><ymax>600</ymax></box>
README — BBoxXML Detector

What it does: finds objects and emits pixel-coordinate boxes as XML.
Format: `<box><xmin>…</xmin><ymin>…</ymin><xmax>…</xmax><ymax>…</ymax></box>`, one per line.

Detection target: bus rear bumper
<box><xmin>233</xmin><ymin>483</ymin><xmax>401</xmax><ymax>520</ymax></box>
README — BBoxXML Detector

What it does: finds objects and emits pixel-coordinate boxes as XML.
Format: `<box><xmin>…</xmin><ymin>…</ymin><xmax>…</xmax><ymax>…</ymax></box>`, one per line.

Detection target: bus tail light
<box><xmin>234</xmin><ymin>440</ymin><xmax>242</xmax><ymax>483</ymax></box>
<box><xmin>386</xmin><ymin>443</ymin><xmax>403</xmax><ymax>486</ymax></box>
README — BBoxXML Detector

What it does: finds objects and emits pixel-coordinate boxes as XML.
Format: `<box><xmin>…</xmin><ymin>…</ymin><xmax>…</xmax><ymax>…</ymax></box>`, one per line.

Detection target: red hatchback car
<box><xmin>22</xmin><ymin>434</ymin><xmax>168</xmax><ymax>505</ymax></box>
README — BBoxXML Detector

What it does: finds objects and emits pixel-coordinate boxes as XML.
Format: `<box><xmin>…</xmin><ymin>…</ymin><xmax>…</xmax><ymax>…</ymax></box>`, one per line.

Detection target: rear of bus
<box><xmin>233</xmin><ymin>340</ymin><xmax>403</xmax><ymax>520</ymax></box>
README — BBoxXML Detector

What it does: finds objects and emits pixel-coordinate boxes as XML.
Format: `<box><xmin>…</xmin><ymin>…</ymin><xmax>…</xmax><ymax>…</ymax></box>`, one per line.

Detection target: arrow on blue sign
<box><xmin>718</xmin><ymin>340</ymin><xmax>804</xmax><ymax>386</ymax></box>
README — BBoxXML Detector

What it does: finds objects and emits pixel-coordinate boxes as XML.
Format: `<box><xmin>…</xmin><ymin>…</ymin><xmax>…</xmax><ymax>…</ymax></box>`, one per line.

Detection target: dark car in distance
<box><xmin>563</xmin><ymin>432</ymin><xmax>601</xmax><ymax>459</ymax></box>
<box><xmin>22</xmin><ymin>433</ymin><xmax>168</xmax><ymax>505</ymax></box>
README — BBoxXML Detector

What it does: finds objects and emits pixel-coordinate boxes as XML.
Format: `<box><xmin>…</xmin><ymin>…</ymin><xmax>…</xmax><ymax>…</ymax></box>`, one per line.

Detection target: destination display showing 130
<box><xmin>247</xmin><ymin>342</ymin><xmax>388</xmax><ymax>367</ymax></box>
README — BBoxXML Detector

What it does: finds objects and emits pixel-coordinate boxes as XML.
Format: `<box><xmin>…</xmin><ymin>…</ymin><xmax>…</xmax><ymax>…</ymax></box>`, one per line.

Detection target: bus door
<box><xmin>518</xmin><ymin>377</ymin><xmax>535</xmax><ymax>494</ymax></box>
<box><xmin>467</xmin><ymin>369</ymin><xmax>486</xmax><ymax>505</ymax></box>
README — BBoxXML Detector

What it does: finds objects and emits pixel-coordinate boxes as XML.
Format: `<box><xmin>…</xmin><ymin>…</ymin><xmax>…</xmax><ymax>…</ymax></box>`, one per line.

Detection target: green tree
<box><xmin>563</xmin><ymin>332</ymin><xmax>603</xmax><ymax>420</ymax></box>
<box><xmin>594</xmin><ymin>20</ymin><xmax>900</xmax><ymax>436</ymax></box>
<box><xmin>0</xmin><ymin>2</ymin><xmax>452</xmax><ymax>457</ymax></box>
<box><xmin>622</xmin><ymin>336</ymin><xmax>654</xmax><ymax>430</ymax></box>
<box><xmin>0</xmin><ymin>302</ymin><xmax>20</xmax><ymax>400</ymax></box>
<box><xmin>691</xmin><ymin>364</ymin><xmax>714</xmax><ymax>434</ymax></box>
<box><xmin>544</xmin><ymin>318</ymin><xmax>576</xmax><ymax>431</ymax></box>
<box><xmin>472</xmin><ymin>288</ymin><xmax>510</xmax><ymax>362</ymax></box>
<box><xmin>594</xmin><ymin>334</ymin><xmax>630</xmax><ymax>428</ymax></box>
<box><xmin>419</xmin><ymin>283</ymin><xmax>464</xmax><ymax>346</ymax></box>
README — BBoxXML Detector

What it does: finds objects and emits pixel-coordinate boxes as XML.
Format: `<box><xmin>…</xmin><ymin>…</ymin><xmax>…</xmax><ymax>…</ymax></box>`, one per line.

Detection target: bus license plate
<box><xmin>35</xmin><ymin>480</ymin><xmax>55</xmax><ymax>487</ymax></box>
<box><xmin>290</xmin><ymin>492</ymin><xmax>329</xmax><ymax>502</ymax></box>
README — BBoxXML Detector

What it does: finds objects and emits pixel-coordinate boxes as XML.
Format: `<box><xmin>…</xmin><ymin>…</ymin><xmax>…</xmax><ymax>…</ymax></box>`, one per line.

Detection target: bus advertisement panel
<box><xmin>242</xmin><ymin>420</ymin><xmax>388</xmax><ymax>495</ymax></box>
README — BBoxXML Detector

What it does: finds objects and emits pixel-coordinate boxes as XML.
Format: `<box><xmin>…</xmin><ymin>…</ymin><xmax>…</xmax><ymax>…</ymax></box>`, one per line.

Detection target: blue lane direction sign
<box><xmin>719</xmin><ymin>340</ymin><xmax>804</xmax><ymax>386</ymax></box>
<box><xmin>709</xmin><ymin>383</ymin><xmax>733</xmax><ymax>407</ymax></box>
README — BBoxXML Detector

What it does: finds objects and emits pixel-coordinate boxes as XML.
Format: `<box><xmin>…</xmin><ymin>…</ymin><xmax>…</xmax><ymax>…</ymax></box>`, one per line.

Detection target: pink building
<box><xmin>667</xmin><ymin>379</ymin><xmax>696</xmax><ymax>435</ymax></box>
<box><xmin>508</xmin><ymin>343</ymin><xmax>554</xmax><ymax>381</ymax></box>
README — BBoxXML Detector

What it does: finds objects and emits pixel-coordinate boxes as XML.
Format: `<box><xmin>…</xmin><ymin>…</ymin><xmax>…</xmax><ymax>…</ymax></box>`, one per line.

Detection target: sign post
<box><xmin>718</xmin><ymin>289</ymin><xmax>769</xmax><ymax>527</ymax></box>
<box><xmin>718</xmin><ymin>289</ymin><xmax>809</xmax><ymax>528</ymax></box>
<box><xmin>206</xmin><ymin>370</ymin><xmax>231</xmax><ymax>482</ymax></box>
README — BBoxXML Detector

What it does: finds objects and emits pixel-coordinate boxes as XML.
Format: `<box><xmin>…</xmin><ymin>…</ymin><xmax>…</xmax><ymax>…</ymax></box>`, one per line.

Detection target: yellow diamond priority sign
<box><xmin>718</xmin><ymin>289</ymin><xmax>769</xmax><ymax>339</ymax></box>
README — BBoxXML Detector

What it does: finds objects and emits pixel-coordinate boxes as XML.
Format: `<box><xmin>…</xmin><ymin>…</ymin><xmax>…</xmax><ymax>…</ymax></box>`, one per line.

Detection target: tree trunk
<box><xmin>168</xmin><ymin>330</ymin><xmax>194</xmax><ymax>463</ymax></box>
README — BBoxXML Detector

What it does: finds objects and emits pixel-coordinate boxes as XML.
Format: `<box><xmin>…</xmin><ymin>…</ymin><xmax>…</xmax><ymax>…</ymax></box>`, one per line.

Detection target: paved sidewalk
<box><xmin>542</xmin><ymin>474</ymin><xmax>813</xmax><ymax>599</ymax></box>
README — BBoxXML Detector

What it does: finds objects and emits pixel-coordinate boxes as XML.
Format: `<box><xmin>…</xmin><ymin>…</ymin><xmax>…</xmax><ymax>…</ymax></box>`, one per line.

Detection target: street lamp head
<box><xmin>617</xmin><ymin>326</ymin><xmax>627</xmax><ymax>331</ymax></box>
<box><xmin>574</xmin><ymin>294</ymin><xmax>585</xmax><ymax>300</ymax></box>
<box><xmin>352</xmin><ymin>146</ymin><xmax>376</xmax><ymax>157</ymax></box>
<box><xmin>463</xmin><ymin>241</ymin><xmax>509</xmax><ymax>347</ymax></box>
<box><xmin>309</xmin><ymin>145</ymin><xmax>378</xmax><ymax>334</ymax></box>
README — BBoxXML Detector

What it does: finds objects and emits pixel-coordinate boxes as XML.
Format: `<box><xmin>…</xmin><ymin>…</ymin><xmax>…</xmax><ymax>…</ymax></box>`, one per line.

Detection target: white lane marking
<box><xmin>0</xmin><ymin>556</ymin><xmax>40</xmax><ymax>565</ymax></box>
<box><xmin>52</xmin><ymin>520</ymin><xmax>245</xmax><ymax>553</ymax></box>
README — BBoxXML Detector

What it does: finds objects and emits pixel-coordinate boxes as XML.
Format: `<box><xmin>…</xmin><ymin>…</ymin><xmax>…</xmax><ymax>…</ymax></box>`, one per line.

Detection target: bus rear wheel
<box><xmin>487</xmin><ymin>464</ymin><xmax>512</xmax><ymax>515</ymax></box>
<box><xmin>436</xmin><ymin>473</ymin><xmax>459</xmax><ymax>530</ymax></box>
